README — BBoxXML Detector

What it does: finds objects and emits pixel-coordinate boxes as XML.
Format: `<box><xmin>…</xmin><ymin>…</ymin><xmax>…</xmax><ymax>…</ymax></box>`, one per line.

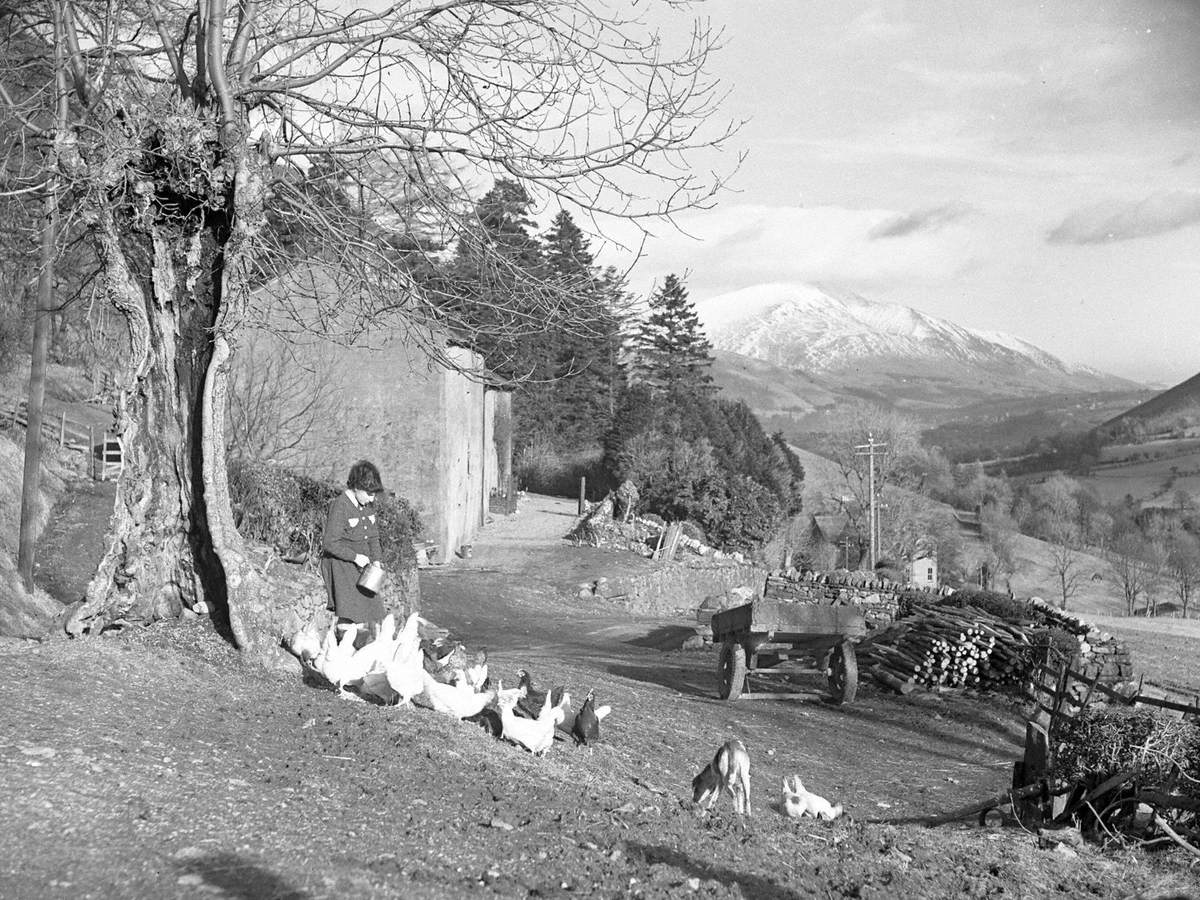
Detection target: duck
<box><xmin>498</xmin><ymin>686</ymin><xmax>563</xmax><ymax>756</ymax></box>
<box><xmin>419</xmin><ymin>670</ymin><xmax>494</xmax><ymax>719</ymax></box>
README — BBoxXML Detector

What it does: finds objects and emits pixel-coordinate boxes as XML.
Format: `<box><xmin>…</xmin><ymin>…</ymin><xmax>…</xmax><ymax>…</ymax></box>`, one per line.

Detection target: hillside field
<box><xmin>1075</xmin><ymin>446</ymin><xmax>1200</xmax><ymax>507</ymax></box>
<box><xmin>786</xmin><ymin>447</ymin><xmax>1188</xmax><ymax>619</ymax></box>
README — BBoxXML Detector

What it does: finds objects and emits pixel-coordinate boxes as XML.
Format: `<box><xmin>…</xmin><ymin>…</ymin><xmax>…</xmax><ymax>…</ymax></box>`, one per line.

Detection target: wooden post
<box><xmin>88</xmin><ymin>425</ymin><xmax>94</xmax><ymax>480</ymax></box>
<box><xmin>58</xmin><ymin>410</ymin><xmax>66</xmax><ymax>447</ymax></box>
<box><xmin>578</xmin><ymin>476</ymin><xmax>586</xmax><ymax>515</ymax></box>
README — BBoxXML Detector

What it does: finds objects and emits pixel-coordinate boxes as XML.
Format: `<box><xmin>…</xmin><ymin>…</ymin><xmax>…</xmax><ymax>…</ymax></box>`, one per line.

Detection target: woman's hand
<box><xmin>354</xmin><ymin>553</ymin><xmax>370</xmax><ymax>568</ymax></box>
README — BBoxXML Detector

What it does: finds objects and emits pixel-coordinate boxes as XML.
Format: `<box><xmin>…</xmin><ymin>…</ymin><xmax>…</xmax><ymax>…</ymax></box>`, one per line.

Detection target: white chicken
<box><xmin>553</xmin><ymin>690</ymin><xmax>575</xmax><ymax>736</ymax></box>
<box><xmin>418</xmin><ymin>670</ymin><xmax>494</xmax><ymax>719</ymax></box>
<box><xmin>309</xmin><ymin>622</ymin><xmax>366</xmax><ymax>696</ymax></box>
<box><xmin>378</xmin><ymin>611</ymin><xmax>426</xmax><ymax>706</ymax></box>
<box><xmin>498</xmin><ymin>686</ymin><xmax>563</xmax><ymax>756</ymax></box>
<box><xmin>494</xmin><ymin>679</ymin><xmax>526</xmax><ymax>708</ymax></box>
<box><xmin>286</xmin><ymin>624</ymin><xmax>323</xmax><ymax>663</ymax></box>
<box><xmin>464</xmin><ymin>648</ymin><xmax>489</xmax><ymax>692</ymax></box>
<box><xmin>349</xmin><ymin>612</ymin><xmax>398</xmax><ymax>673</ymax></box>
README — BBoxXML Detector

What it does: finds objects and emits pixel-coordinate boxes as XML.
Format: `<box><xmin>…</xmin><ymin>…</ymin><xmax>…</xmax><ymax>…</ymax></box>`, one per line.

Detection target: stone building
<box><xmin>239</xmin><ymin>265</ymin><xmax>512</xmax><ymax>561</ymax></box>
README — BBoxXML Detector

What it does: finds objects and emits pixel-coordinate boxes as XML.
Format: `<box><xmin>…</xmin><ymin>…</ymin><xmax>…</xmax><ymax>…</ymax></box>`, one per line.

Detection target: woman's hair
<box><xmin>347</xmin><ymin>459</ymin><xmax>384</xmax><ymax>493</ymax></box>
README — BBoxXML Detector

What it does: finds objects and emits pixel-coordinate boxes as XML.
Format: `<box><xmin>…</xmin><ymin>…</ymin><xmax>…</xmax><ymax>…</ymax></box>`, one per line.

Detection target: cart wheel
<box><xmin>717</xmin><ymin>640</ymin><xmax>747</xmax><ymax>700</ymax></box>
<box><xmin>826</xmin><ymin>640</ymin><xmax>858</xmax><ymax>703</ymax></box>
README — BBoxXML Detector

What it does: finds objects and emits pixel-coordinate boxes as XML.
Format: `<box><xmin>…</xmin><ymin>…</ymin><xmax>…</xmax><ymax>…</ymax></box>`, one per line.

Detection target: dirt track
<box><xmin>1</xmin><ymin>493</ymin><xmax>1194</xmax><ymax>898</ymax></box>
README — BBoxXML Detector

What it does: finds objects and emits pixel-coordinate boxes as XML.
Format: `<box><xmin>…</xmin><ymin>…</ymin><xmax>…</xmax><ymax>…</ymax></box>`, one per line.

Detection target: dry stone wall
<box><xmin>580</xmin><ymin>559</ymin><xmax>766</xmax><ymax>618</ymax></box>
<box><xmin>761</xmin><ymin>569</ymin><xmax>945</xmax><ymax>628</ymax></box>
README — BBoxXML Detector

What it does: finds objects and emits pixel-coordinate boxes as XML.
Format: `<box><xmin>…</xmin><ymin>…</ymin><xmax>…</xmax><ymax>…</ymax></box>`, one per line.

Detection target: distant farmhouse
<box><xmin>239</xmin><ymin>265</ymin><xmax>511</xmax><ymax>561</ymax></box>
<box><xmin>908</xmin><ymin>545</ymin><xmax>937</xmax><ymax>589</ymax></box>
<box><xmin>802</xmin><ymin>501</ymin><xmax>992</xmax><ymax>588</ymax></box>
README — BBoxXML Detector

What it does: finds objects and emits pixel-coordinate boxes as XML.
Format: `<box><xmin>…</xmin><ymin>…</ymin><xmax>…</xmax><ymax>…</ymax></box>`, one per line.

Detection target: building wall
<box><xmin>909</xmin><ymin>556</ymin><xmax>938</xmax><ymax>588</ymax></box>
<box><xmin>236</xmin><ymin>317</ymin><xmax>503</xmax><ymax>562</ymax></box>
<box><xmin>438</xmin><ymin>347</ymin><xmax>483</xmax><ymax>557</ymax></box>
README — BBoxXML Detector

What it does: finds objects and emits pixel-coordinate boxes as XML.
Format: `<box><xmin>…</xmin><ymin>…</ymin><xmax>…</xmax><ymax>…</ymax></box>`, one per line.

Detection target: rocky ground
<box><xmin>1</xmin><ymin>494</ymin><xmax>1196</xmax><ymax>899</ymax></box>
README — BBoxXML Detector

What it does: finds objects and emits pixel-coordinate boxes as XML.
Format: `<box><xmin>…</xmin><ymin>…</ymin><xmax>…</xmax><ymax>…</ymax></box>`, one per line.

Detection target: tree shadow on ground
<box><xmin>626</xmin><ymin>841</ymin><xmax>800</xmax><ymax>900</ymax></box>
<box><xmin>175</xmin><ymin>852</ymin><xmax>309</xmax><ymax>899</ymax></box>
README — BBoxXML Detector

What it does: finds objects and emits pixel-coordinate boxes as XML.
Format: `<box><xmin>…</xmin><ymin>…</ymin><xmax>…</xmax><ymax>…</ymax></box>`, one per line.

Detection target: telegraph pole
<box><xmin>854</xmin><ymin>433</ymin><xmax>887</xmax><ymax>570</ymax></box>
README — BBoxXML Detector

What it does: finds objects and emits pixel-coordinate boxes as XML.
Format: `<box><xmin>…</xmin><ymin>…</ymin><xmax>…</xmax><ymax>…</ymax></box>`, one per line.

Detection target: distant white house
<box><xmin>908</xmin><ymin>548</ymin><xmax>938</xmax><ymax>589</ymax></box>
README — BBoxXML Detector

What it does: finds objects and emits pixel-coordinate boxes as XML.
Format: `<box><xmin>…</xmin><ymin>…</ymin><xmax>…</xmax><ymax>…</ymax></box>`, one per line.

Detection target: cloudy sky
<box><xmin>620</xmin><ymin>0</ymin><xmax>1200</xmax><ymax>386</ymax></box>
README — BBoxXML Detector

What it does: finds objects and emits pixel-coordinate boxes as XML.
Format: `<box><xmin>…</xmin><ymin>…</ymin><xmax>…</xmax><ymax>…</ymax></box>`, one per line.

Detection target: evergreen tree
<box><xmin>537</xmin><ymin>211</ymin><xmax>627</xmax><ymax>447</ymax></box>
<box><xmin>446</xmin><ymin>179</ymin><xmax>547</xmax><ymax>380</ymax></box>
<box><xmin>631</xmin><ymin>273</ymin><xmax>714</xmax><ymax>402</ymax></box>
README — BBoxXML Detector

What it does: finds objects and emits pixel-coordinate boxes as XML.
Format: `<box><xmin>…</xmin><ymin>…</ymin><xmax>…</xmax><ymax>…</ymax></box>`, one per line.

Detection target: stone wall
<box><xmin>761</xmin><ymin>569</ymin><xmax>943</xmax><ymax>628</ymax></box>
<box><xmin>580</xmin><ymin>559</ymin><xmax>767</xmax><ymax>618</ymax></box>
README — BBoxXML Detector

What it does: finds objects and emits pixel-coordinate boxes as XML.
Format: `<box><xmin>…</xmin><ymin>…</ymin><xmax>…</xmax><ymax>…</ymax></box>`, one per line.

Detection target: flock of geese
<box><xmin>289</xmin><ymin>612</ymin><xmax>610</xmax><ymax>755</ymax></box>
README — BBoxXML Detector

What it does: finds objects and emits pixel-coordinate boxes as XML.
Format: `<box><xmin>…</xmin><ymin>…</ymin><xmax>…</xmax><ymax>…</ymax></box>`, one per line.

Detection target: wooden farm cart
<box><xmin>711</xmin><ymin>599</ymin><xmax>868</xmax><ymax>703</ymax></box>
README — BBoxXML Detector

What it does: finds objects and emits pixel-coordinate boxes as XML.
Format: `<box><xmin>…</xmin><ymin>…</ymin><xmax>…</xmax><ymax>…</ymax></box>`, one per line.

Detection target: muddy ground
<box><xmin>1</xmin><ymin>494</ymin><xmax>1195</xmax><ymax>899</ymax></box>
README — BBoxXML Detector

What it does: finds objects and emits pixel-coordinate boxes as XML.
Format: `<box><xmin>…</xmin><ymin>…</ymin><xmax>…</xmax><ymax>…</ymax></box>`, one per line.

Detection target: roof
<box><xmin>811</xmin><ymin>513</ymin><xmax>850</xmax><ymax>544</ymax></box>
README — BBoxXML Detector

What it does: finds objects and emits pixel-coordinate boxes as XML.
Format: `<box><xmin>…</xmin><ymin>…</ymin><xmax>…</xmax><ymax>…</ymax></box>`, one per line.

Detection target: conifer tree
<box><xmin>631</xmin><ymin>273</ymin><xmax>715</xmax><ymax>403</ymax></box>
<box><xmin>539</xmin><ymin>211</ymin><xmax>626</xmax><ymax>447</ymax></box>
<box><xmin>447</xmin><ymin>179</ymin><xmax>547</xmax><ymax>380</ymax></box>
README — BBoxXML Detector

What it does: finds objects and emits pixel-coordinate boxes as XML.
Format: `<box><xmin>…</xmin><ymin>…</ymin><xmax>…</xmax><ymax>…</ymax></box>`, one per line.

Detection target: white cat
<box><xmin>782</xmin><ymin>774</ymin><xmax>843</xmax><ymax>821</ymax></box>
<box><xmin>692</xmin><ymin>739</ymin><xmax>751</xmax><ymax>816</ymax></box>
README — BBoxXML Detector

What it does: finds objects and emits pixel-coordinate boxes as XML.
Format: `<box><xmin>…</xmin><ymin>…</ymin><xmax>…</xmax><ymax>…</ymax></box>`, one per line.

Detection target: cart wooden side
<box><xmin>711</xmin><ymin>599</ymin><xmax>867</xmax><ymax>703</ymax></box>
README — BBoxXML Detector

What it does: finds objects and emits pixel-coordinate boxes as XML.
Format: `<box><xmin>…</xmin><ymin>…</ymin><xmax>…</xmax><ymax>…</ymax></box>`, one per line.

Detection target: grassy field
<box><xmin>1081</xmin><ymin>614</ymin><xmax>1200</xmax><ymax>695</ymax></box>
<box><xmin>1076</xmin><ymin>447</ymin><xmax>1200</xmax><ymax>506</ymax></box>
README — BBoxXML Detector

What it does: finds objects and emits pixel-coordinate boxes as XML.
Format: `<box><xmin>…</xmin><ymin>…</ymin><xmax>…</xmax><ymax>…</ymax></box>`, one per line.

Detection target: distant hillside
<box><xmin>923</xmin><ymin>390</ymin><xmax>1152</xmax><ymax>463</ymax></box>
<box><xmin>709</xmin><ymin>351</ymin><xmax>841</xmax><ymax>430</ymax></box>
<box><xmin>697</xmin><ymin>283</ymin><xmax>1139</xmax><ymax>409</ymax></box>
<box><xmin>789</xmin><ymin>444</ymin><xmax>1128</xmax><ymax>615</ymax></box>
<box><xmin>1100</xmin><ymin>370</ymin><xmax>1200</xmax><ymax>432</ymax></box>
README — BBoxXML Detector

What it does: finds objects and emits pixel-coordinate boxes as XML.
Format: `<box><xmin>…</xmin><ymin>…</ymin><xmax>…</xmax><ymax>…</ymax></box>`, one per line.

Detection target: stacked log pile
<box><xmin>858</xmin><ymin>603</ymin><xmax>1033</xmax><ymax>694</ymax></box>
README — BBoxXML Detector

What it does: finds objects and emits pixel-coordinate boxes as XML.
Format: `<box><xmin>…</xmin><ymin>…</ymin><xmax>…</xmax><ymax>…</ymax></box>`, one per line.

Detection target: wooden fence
<box><xmin>1015</xmin><ymin>650</ymin><xmax>1200</xmax><ymax>820</ymax></box>
<box><xmin>1026</xmin><ymin>652</ymin><xmax>1200</xmax><ymax>740</ymax></box>
<box><xmin>1</xmin><ymin>395</ymin><xmax>122</xmax><ymax>481</ymax></box>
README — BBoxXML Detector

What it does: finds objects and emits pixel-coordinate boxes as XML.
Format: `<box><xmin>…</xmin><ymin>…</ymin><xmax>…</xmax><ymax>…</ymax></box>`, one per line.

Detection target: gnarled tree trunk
<box><xmin>68</xmin><ymin>125</ymin><xmax>274</xmax><ymax>653</ymax></box>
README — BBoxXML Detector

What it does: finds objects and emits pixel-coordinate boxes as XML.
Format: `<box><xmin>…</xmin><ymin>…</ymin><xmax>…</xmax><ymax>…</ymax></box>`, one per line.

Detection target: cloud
<box><xmin>1047</xmin><ymin>192</ymin><xmax>1200</xmax><ymax>244</ymax></box>
<box><xmin>846</xmin><ymin>5</ymin><xmax>912</xmax><ymax>43</ymax></box>
<box><xmin>869</xmin><ymin>204</ymin><xmax>971</xmax><ymax>239</ymax></box>
<box><xmin>626</xmin><ymin>203</ymin><xmax>977</xmax><ymax>295</ymax></box>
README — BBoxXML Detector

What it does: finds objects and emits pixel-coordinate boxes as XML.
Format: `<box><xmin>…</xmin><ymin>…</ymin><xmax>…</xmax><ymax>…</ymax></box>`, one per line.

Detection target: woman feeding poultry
<box><xmin>320</xmin><ymin>460</ymin><xmax>387</xmax><ymax>640</ymax></box>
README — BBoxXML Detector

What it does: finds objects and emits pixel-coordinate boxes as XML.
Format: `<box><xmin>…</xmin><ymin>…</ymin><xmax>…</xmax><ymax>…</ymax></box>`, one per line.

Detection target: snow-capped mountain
<box><xmin>696</xmin><ymin>283</ymin><xmax>1135</xmax><ymax>397</ymax></box>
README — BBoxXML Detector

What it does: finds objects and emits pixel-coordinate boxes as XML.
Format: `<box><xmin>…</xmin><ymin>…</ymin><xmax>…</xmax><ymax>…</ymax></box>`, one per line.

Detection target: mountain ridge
<box><xmin>695</xmin><ymin>282</ymin><xmax>1139</xmax><ymax>397</ymax></box>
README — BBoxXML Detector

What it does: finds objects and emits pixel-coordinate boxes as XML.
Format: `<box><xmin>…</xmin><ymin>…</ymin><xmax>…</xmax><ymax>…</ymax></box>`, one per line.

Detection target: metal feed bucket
<box><xmin>356</xmin><ymin>561</ymin><xmax>385</xmax><ymax>595</ymax></box>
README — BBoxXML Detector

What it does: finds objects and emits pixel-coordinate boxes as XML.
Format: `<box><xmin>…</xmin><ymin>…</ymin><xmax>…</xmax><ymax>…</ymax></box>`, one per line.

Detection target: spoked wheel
<box><xmin>717</xmin><ymin>640</ymin><xmax>747</xmax><ymax>700</ymax></box>
<box><xmin>826</xmin><ymin>639</ymin><xmax>858</xmax><ymax>704</ymax></box>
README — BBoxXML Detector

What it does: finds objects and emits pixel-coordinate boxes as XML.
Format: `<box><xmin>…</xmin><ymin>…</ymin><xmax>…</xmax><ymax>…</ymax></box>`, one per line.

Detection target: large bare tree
<box><xmin>1</xmin><ymin>0</ymin><xmax>735</xmax><ymax>652</ymax></box>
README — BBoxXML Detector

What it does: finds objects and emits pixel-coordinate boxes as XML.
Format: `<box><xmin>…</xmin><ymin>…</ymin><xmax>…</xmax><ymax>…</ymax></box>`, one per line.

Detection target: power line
<box><xmin>854</xmin><ymin>433</ymin><xmax>887</xmax><ymax>570</ymax></box>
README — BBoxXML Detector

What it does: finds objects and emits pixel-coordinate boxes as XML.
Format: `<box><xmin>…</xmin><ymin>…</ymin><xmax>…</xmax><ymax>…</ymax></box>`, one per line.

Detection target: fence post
<box><xmin>59</xmin><ymin>411</ymin><xmax>66</xmax><ymax>447</ymax></box>
<box><xmin>88</xmin><ymin>425</ymin><xmax>94</xmax><ymax>480</ymax></box>
<box><xmin>578</xmin><ymin>476</ymin><xmax>586</xmax><ymax>515</ymax></box>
